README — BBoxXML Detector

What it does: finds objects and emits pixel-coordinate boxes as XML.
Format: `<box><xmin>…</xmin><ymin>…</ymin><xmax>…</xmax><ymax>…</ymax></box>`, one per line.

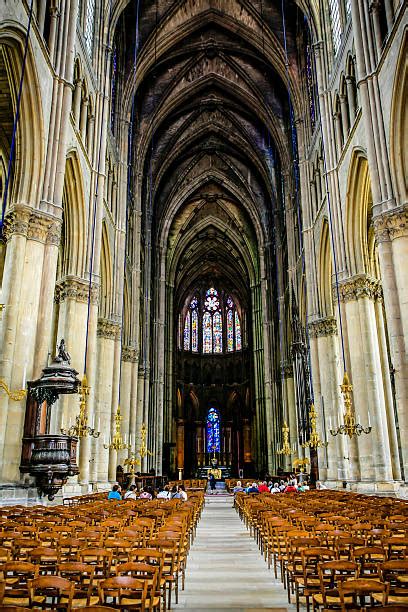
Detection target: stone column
<box><xmin>339</xmin><ymin>275</ymin><xmax>394</xmax><ymax>485</ymax></box>
<box><xmin>374</xmin><ymin>208</ymin><xmax>408</xmax><ymax>480</ymax></box>
<box><xmin>309</xmin><ymin>317</ymin><xmax>348</xmax><ymax>483</ymax></box>
<box><xmin>339</xmin><ymin>94</ymin><xmax>350</xmax><ymax>138</ymax></box>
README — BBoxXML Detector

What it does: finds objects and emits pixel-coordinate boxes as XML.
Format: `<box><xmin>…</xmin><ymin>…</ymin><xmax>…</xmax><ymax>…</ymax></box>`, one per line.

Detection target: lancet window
<box><xmin>206</xmin><ymin>407</ymin><xmax>220</xmax><ymax>453</ymax></box>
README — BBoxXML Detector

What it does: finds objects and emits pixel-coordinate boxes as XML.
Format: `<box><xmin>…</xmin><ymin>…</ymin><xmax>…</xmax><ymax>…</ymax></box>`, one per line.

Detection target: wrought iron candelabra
<box><xmin>277</xmin><ymin>421</ymin><xmax>294</xmax><ymax>456</ymax></box>
<box><xmin>303</xmin><ymin>403</ymin><xmax>328</xmax><ymax>449</ymax></box>
<box><xmin>104</xmin><ymin>405</ymin><xmax>130</xmax><ymax>451</ymax></box>
<box><xmin>330</xmin><ymin>372</ymin><xmax>372</xmax><ymax>438</ymax></box>
<box><xmin>61</xmin><ymin>375</ymin><xmax>100</xmax><ymax>439</ymax></box>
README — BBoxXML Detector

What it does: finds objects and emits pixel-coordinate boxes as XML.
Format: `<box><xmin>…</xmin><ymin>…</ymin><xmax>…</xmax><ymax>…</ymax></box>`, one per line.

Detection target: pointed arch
<box><xmin>319</xmin><ymin>219</ymin><xmax>333</xmax><ymax>317</ymax></box>
<box><xmin>61</xmin><ymin>153</ymin><xmax>87</xmax><ymax>278</ymax></box>
<box><xmin>390</xmin><ymin>28</ymin><xmax>408</xmax><ymax>206</ymax></box>
<box><xmin>346</xmin><ymin>150</ymin><xmax>372</xmax><ymax>276</ymax></box>
<box><xmin>0</xmin><ymin>25</ymin><xmax>44</xmax><ymax>208</ymax></box>
<box><xmin>99</xmin><ymin>221</ymin><xmax>113</xmax><ymax>319</ymax></box>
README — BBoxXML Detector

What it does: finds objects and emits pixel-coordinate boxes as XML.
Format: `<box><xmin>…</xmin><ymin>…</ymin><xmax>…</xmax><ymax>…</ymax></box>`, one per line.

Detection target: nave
<box><xmin>174</xmin><ymin>496</ymin><xmax>294</xmax><ymax>611</ymax></box>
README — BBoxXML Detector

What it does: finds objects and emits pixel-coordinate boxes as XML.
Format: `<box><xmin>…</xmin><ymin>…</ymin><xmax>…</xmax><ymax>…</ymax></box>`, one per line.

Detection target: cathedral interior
<box><xmin>0</xmin><ymin>0</ymin><xmax>407</xmax><ymax>503</ymax></box>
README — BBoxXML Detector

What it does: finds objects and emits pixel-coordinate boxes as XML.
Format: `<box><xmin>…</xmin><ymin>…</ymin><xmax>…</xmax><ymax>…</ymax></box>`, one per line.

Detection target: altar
<box><xmin>196</xmin><ymin>465</ymin><xmax>232</xmax><ymax>480</ymax></box>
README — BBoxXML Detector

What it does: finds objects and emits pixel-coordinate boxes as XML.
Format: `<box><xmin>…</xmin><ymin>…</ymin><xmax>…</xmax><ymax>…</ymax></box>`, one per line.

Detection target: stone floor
<box><xmin>174</xmin><ymin>496</ymin><xmax>296</xmax><ymax>611</ymax></box>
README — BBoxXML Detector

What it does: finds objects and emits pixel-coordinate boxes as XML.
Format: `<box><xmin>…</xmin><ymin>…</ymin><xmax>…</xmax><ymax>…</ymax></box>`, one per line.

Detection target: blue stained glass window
<box><xmin>235</xmin><ymin>311</ymin><xmax>242</xmax><ymax>351</ymax></box>
<box><xmin>227</xmin><ymin>309</ymin><xmax>234</xmax><ymax>352</ymax></box>
<box><xmin>191</xmin><ymin>309</ymin><xmax>198</xmax><ymax>352</ymax></box>
<box><xmin>203</xmin><ymin>311</ymin><xmax>212</xmax><ymax>353</ymax></box>
<box><xmin>213</xmin><ymin>311</ymin><xmax>222</xmax><ymax>353</ymax></box>
<box><xmin>206</xmin><ymin>407</ymin><xmax>220</xmax><ymax>453</ymax></box>
<box><xmin>183</xmin><ymin>311</ymin><xmax>190</xmax><ymax>350</ymax></box>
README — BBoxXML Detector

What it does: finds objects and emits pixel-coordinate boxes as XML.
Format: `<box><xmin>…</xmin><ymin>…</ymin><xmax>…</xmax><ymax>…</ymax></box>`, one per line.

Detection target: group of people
<box><xmin>232</xmin><ymin>475</ymin><xmax>311</xmax><ymax>495</ymax></box>
<box><xmin>108</xmin><ymin>483</ymin><xmax>188</xmax><ymax>501</ymax></box>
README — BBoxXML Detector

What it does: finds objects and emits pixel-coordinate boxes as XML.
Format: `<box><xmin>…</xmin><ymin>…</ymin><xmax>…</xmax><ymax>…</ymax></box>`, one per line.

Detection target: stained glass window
<box><xmin>183</xmin><ymin>311</ymin><xmax>190</xmax><ymax>350</ymax></box>
<box><xmin>235</xmin><ymin>311</ymin><xmax>242</xmax><ymax>351</ymax></box>
<box><xmin>110</xmin><ymin>44</ymin><xmax>117</xmax><ymax>132</ymax></box>
<box><xmin>213</xmin><ymin>311</ymin><xmax>222</xmax><ymax>353</ymax></box>
<box><xmin>329</xmin><ymin>0</ymin><xmax>342</xmax><ymax>55</ymax></box>
<box><xmin>227</xmin><ymin>309</ymin><xmax>234</xmax><ymax>352</ymax></box>
<box><xmin>205</xmin><ymin>287</ymin><xmax>219</xmax><ymax>311</ymax></box>
<box><xmin>191</xmin><ymin>309</ymin><xmax>198</xmax><ymax>352</ymax></box>
<box><xmin>84</xmin><ymin>0</ymin><xmax>96</xmax><ymax>57</ymax></box>
<box><xmin>203</xmin><ymin>312</ymin><xmax>212</xmax><ymax>353</ymax></box>
<box><xmin>206</xmin><ymin>407</ymin><xmax>220</xmax><ymax>453</ymax></box>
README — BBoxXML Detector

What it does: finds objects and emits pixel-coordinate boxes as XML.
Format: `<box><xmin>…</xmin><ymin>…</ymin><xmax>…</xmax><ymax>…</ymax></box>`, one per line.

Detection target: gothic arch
<box><xmin>61</xmin><ymin>153</ymin><xmax>87</xmax><ymax>278</ymax></box>
<box><xmin>99</xmin><ymin>221</ymin><xmax>113</xmax><ymax>319</ymax></box>
<box><xmin>390</xmin><ymin>28</ymin><xmax>408</xmax><ymax>206</ymax></box>
<box><xmin>319</xmin><ymin>219</ymin><xmax>333</xmax><ymax>317</ymax></box>
<box><xmin>0</xmin><ymin>24</ymin><xmax>44</xmax><ymax>208</ymax></box>
<box><xmin>346</xmin><ymin>150</ymin><xmax>372</xmax><ymax>276</ymax></box>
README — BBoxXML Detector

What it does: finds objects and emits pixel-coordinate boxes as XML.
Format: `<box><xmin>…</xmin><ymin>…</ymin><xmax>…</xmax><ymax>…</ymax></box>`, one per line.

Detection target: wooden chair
<box><xmin>295</xmin><ymin>547</ymin><xmax>337</xmax><ymax>612</ymax></box>
<box><xmin>57</xmin><ymin>562</ymin><xmax>99</xmax><ymax>608</ymax></box>
<box><xmin>115</xmin><ymin>562</ymin><xmax>161</xmax><ymax>609</ymax></box>
<box><xmin>28</xmin><ymin>576</ymin><xmax>74</xmax><ymax>609</ymax></box>
<box><xmin>338</xmin><ymin>578</ymin><xmax>388</xmax><ymax>610</ymax></box>
<box><xmin>98</xmin><ymin>576</ymin><xmax>148</xmax><ymax>609</ymax></box>
<box><xmin>352</xmin><ymin>546</ymin><xmax>386</xmax><ymax>578</ymax></box>
<box><xmin>312</xmin><ymin>560</ymin><xmax>359</xmax><ymax>611</ymax></box>
<box><xmin>28</xmin><ymin>547</ymin><xmax>59</xmax><ymax>575</ymax></box>
<box><xmin>377</xmin><ymin>559</ymin><xmax>408</xmax><ymax>607</ymax></box>
<box><xmin>78</xmin><ymin>548</ymin><xmax>113</xmax><ymax>582</ymax></box>
<box><xmin>0</xmin><ymin>562</ymin><xmax>40</xmax><ymax>608</ymax></box>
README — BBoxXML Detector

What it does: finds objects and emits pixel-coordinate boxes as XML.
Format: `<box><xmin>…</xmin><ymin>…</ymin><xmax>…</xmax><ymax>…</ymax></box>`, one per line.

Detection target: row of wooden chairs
<box><xmin>236</xmin><ymin>490</ymin><xmax>407</xmax><ymax>611</ymax></box>
<box><xmin>0</xmin><ymin>491</ymin><xmax>205</xmax><ymax>610</ymax></box>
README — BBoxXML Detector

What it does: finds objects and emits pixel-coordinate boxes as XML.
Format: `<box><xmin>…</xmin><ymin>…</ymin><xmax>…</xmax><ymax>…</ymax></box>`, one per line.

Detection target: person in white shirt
<box><xmin>157</xmin><ymin>485</ymin><xmax>170</xmax><ymax>499</ymax></box>
<box><xmin>123</xmin><ymin>484</ymin><xmax>137</xmax><ymax>500</ymax></box>
<box><xmin>178</xmin><ymin>484</ymin><xmax>188</xmax><ymax>501</ymax></box>
<box><xmin>269</xmin><ymin>482</ymin><xmax>280</xmax><ymax>494</ymax></box>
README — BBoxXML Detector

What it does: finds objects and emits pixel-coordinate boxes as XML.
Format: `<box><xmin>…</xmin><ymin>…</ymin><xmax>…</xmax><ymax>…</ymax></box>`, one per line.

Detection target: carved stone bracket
<box><xmin>337</xmin><ymin>274</ymin><xmax>383</xmax><ymax>303</ymax></box>
<box><xmin>308</xmin><ymin>316</ymin><xmax>338</xmax><ymax>338</ymax></box>
<box><xmin>122</xmin><ymin>346</ymin><xmax>139</xmax><ymax>363</ymax></box>
<box><xmin>3</xmin><ymin>206</ymin><xmax>61</xmax><ymax>245</ymax></box>
<box><xmin>281</xmin><ymin>360</ymin><xmax>294</xmax><ymax>379</ymax></box>
<box><xmin>55</xmin><ymin>277</ymin><xmax>99</xmax><ymax>305</ymax></box>
<box><xmin>97</xmin><ymin>318</ymin><xmax>121</xmax><ymax>340</ymax></box>
<box><xmin>373</xmin><ymin>205</ymin><xmax>408</xmax><ymax>243</ymax></box>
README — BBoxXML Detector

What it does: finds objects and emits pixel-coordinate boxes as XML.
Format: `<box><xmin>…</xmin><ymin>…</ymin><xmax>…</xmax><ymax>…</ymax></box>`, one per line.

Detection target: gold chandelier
<box><xmin>104</xmin><ymin>405</ymin><xmax>130</xmax><ymax>451</ymax></box>
<box><xmin>277</xmin><ymin>421</ymin><xmax>294</xmax><ymax>456</ymax></box>
<box><xmin>61</xmin><ymin>375</ymin><xmax>100</xmax><ymax>438</ymax></box>
<box><xmin>330</xmin><ymin>372</ymin><xmax>372</xmax><ymax>438</ymax></box>
<box><xmin>303</xmin><ymin>403</ymin><xmax>328</xmax><ymax>449</ymax></box>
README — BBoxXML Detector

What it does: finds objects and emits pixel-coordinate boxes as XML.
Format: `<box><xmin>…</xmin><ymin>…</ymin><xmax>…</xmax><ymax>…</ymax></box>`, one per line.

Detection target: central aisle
<box><xmin>174</xmin><ymin>496</ymin><xmax>295</xmax><ymax>611</ymax></box>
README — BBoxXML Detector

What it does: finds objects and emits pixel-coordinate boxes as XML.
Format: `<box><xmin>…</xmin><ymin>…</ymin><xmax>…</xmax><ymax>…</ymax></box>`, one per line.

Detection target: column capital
<box><xmin>373</xmin><ymin>205</ymin><xmax>408</xmax><ymax>242</ymax></box>
<box><xmin>308</xmin><ymin>316</ymin><xmax>338</xmax><ymax>337</ymax></box>
<box><xmin>122</xmin><ymin>346</ymin><xmax>139</xmax><ymax>363</ymax></box>
<box><xmin>3</xmin><ymin>206</ymin><xmax>62</xmax><ymax>244</ymax></box>
<box><xmin>97</xmin><ymin>318</ymin><xmax>121</xmax><ymax>340</ymax></box>
<box><xmin>55</xmin><ymin>276</ymin><xmax>99</xmax><ymax>304</ymax></box>
<box><xmin>337</xmin><ymin>274</ymin><xmax>383</xmax><ymax>303</ymax></box>
<box><xmin>281</xmin><ymin>360</ymin><xmax>294</xmax><ymax>379</ymax></box>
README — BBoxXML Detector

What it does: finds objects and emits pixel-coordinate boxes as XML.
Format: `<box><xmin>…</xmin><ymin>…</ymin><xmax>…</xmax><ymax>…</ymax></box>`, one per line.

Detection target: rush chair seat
<box><xmin>338</xmin><ymin>578</ymin><xmax>388</xmax><ymax>611</ymax></box>
<box><xmin>312</xmin><ymin>560</ymin><xmax>359</xmax><ymax>611</ymax></box>
<box><xmin>98</xmin><ymin>576</ymin><xmax>148</xmax><ymax>610</ymax></box>
<box><xmin>295</xmin><ymin>547</ymin><xmax>337</xmax><ymax>612</ymax></box>
<box><xmin>57</xmin><ymin>562</ymin><xmax>99</xmax><ymax>608</ymax></box>
<box><xmin>28</xmin><ymin>575</ymin><xmax>74</xmax><ymax>610</ymax></box>
<box><xmin>0</xmin><ymin>562</ymin><xmax>41</xmax><ymax>608</ymax></box>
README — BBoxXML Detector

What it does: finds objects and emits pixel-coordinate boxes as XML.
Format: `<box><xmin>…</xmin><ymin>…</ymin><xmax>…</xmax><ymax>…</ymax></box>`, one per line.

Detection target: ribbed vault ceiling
<box><xmin>113</xmin><ymin>0</ymin><xmax>310</xmax><ymax>307</ymax></box>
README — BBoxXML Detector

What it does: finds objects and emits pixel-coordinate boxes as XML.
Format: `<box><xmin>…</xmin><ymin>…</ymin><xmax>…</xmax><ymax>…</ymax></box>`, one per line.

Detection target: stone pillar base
<box><xmin>0</xmin><ymin>484</ymin><xmax>42</xmax><ymax>506</ymax></box>
<box><xmin>322</xmin><ymin>480</ymin><xmax>403</xmax><ymax>495</ymax></box>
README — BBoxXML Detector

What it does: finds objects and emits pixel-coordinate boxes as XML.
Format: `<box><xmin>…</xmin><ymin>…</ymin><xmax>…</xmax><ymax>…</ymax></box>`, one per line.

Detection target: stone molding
<box><xmin>3</xmin><ymin>206</ymin><xmax>61</xmax><ymax>245</ymax></box>
<box><xmin>373</xmin><ymin>205</ymin><xmax>408</xmax><ymax>243</ymax></box>
<box><xmin>122</xmin><ymin>346</ymin><xmax>139</xmax><ymax>363</ymax></box>
<box><xmin>97</xmin><ymin>318</ymin><xmax>121</xmax><ymax>340</ymax></box>
<box><xmin>337</xmin><ymin>274</ymin><xmax>383</xmax><ymax>303</ymax></box>
<box><xmin>308</xmin><ymin>316</ymin><xmax>338</xmax><ymax>338</ymax></box>
<box><xmin>281</xmin><ymin>360</ymin><xmax>294</xmax><ymax>379</ymax></box>
<box><xmin>55</xmin><ymin>277</ymin><xmax>99</xmax><ymax>305</ymax></box>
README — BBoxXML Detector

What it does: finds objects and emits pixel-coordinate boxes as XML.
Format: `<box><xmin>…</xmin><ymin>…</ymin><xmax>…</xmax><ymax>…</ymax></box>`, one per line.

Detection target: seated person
<box><xmin>258</xmin><ymin>481</ymin><xmax>269</xmax><ymax>493</ymax></box>
<box><xmin>284</xmin><ymin>480</ymin><xmax>298</xmax><ymax>493</ymax></box>
<box><xmin>123</xmin><ymin>484</ymin><xmax>137</xmax><ymax>500</ymax></box>
<box><xmin>108</xmin><ymin>484</ymin><xmax>122</xmax><ymax>500</ymax></box>
<box><xmin>157</xmin><ymin>485</ymin><xmax>170</xmax><ymax>499</ymax></box>
<box><xmin>178</xmin><ymin>484</ymin><xmax>188</xmax><ymax>501</ymax></box>
<box><xmin>246</xmin><ymin>482</ymin><xmax>259</xmax><ymax>494</ymax></box>
<box><xmin>139</xmin><ymin>487</ymin><xmax>152</xmax><ymax>500</ymax></box>
<box><xmin>269</xmin><ymin>482</ymin><xmax>281</xmax><ymax>494</ymax></box>
<box><xmin>232</xmin><ymin>480</ymin><xmax>245</xmax><ymax>494</ymax></box>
